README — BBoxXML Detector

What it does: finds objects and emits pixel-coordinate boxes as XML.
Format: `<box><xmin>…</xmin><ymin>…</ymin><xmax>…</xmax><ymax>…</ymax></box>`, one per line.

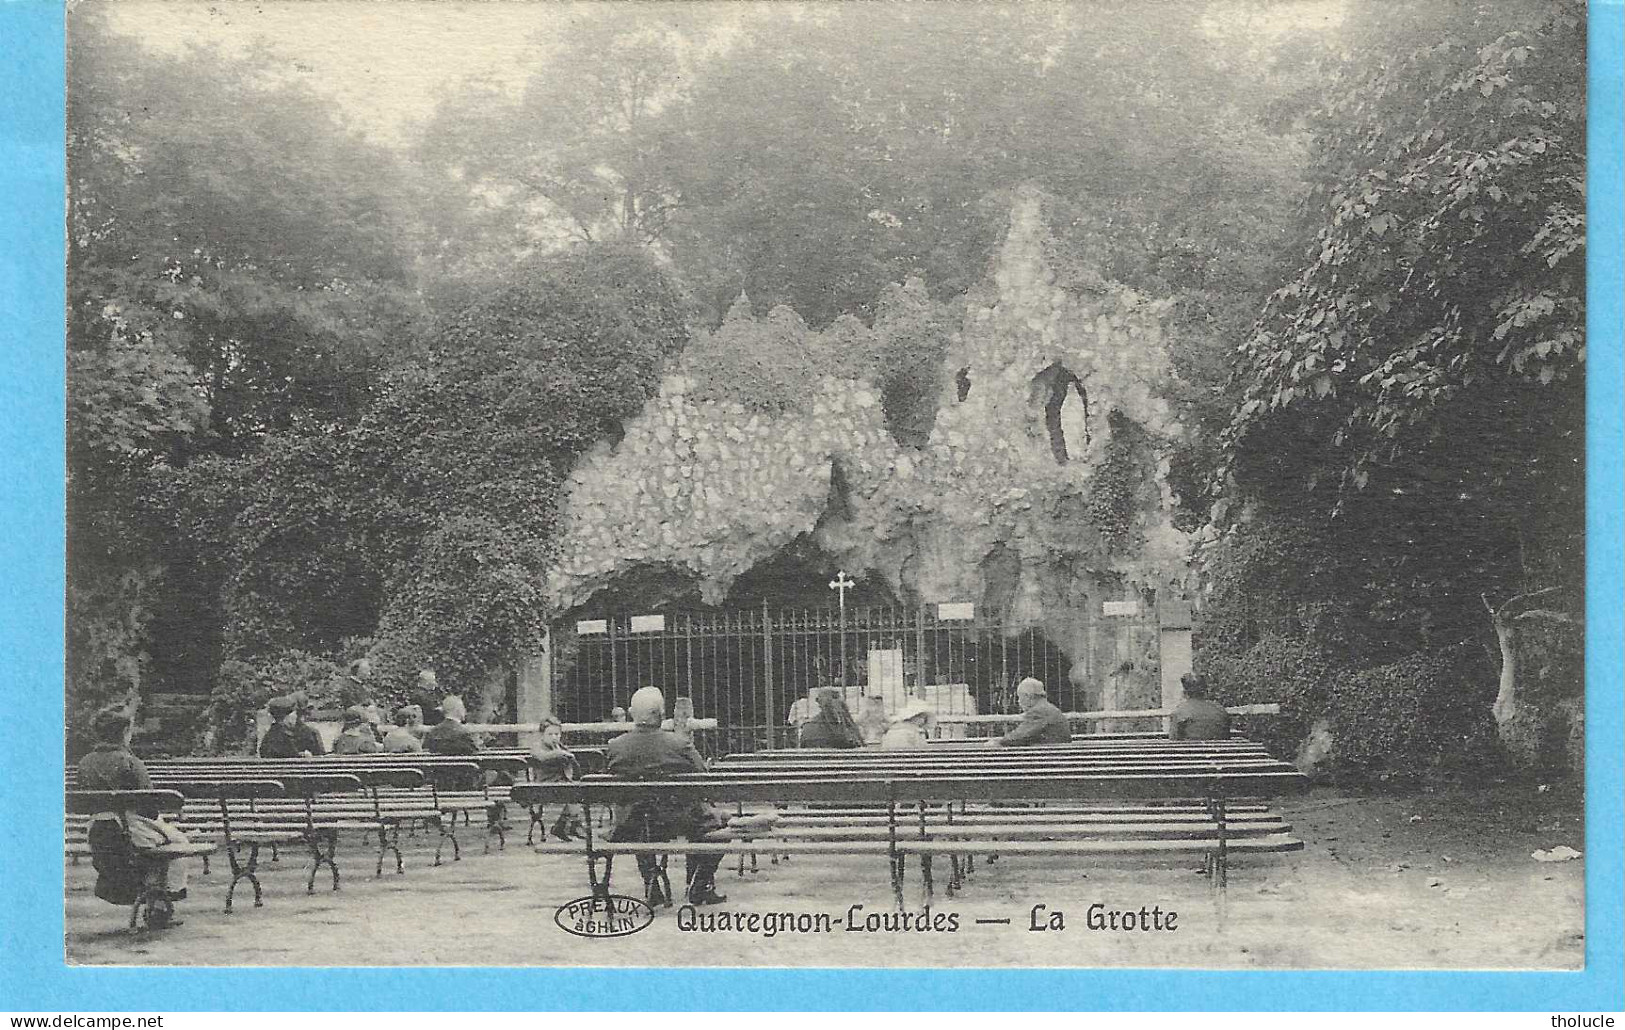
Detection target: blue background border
<box><xmin>3</xmin><ymin>0</ymin><xmax>1620</xmax><ymax>1010</ymax></box>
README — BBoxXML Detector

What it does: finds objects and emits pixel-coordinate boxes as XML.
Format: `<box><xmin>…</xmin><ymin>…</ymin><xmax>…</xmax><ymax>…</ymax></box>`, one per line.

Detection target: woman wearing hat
<box><xmin>880</xmin><ymin>699</ymin><xmax>937</xmax><ymax>749</ymax></box>
<box><xmin>332</xmin><ymin>705</ymin><xmax>382</xmax><ymax>754</ymax></box>
<box><xmin>381</xmin><ymin>705</ymin><xmax>425</xmax><ymax>752</ymax></box>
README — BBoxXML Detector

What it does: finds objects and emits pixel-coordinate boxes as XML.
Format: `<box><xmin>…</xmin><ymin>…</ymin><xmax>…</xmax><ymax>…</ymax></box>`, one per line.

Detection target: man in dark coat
<box><xmin>1169</xmin><ymin>673</ymin><xmax>1232</xmax><ymax>740</ymax></box>
<box><xmin>993</xmin><ymin>677</ymin><xmax>1071</xmax><ymax>746</ymax></box>
<box><xmin>258</xmin><ymin>696</ymin><xmax>310</xmax><ymax>758</ymax></box>
<box><xmin>422</xmin><ymin>694</ymin><xmax>478</xmax><ymax>755</ymax></box>
<box><xmin>606</xmin><ymin>686</ymin><xmax>728</xmax><ymax>906</ymax></box>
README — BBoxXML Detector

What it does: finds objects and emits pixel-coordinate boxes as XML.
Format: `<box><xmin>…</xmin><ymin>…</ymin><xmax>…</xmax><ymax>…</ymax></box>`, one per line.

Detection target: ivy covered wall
<box><xmin>547</xmin><ymin>188</ymin><xmax>1191</xmax><ymax>637</ymax></box>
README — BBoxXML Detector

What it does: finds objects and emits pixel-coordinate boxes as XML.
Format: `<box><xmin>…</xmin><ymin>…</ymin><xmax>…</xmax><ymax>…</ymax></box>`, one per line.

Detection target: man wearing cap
<box><xmin>332</xmin><ymin>705</ymin><xmax>382</xmax><ymax>754</ymax></box>
<box><xmin>259</xmin><ymin>696</ymin><xmax>312</xmax><ymax>758</ymax></box>
<box><xmin>606</xmin><ymin>686</ymin><xmax>729</xmax><ymax>907</ymax></box>
<box><xmin>1169</xmin><ymin>673</ymin><xmax>1231</xmax><ymax>740</ymax></box>
<box><xmin>289</xmin><ymin>691</ymin><xmax>328</xmax><ymax>756</ymax></box>
<box><xmin>993</xmin><ymin>677</ymin><xmax>1071</xmax><ymax>746</ymax></box>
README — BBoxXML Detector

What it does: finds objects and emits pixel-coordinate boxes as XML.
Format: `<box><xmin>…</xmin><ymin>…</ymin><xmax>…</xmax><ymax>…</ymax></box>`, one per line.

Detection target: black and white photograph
<box><xmin>63</xmin><ymin>0</ymin><xmax>1588</xmax><ymax>970</ymax></box>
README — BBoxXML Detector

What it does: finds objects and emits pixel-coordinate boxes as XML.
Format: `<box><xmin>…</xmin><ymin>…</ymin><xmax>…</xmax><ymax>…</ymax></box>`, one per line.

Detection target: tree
<box><xmin>176</xmin><ymin>246</ymin><xmax>693</xmax><ymax>722</ymax></box>
<box><xmin>1209</xmin><ymin>1</ymin><xmax>1585</xmax><ymax>767</ymax></box>
<box><xmin>66</xmin><ymin>8</ymin><xmax>428</xmax><ymax>746</ymax></box>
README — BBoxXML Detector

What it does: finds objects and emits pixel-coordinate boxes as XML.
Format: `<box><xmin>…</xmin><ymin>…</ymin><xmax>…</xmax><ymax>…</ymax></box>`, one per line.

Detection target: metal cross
<box><xmin>828</xmin><ymin>570</ymin><xmax>855</xmax><ymax>611</ymax></box>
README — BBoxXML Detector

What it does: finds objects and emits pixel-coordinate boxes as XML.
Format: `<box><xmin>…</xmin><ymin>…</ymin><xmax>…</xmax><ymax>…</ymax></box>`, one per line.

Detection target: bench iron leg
<box><xmin>226</xmin><ymin>841</ymin><xmax>264</xmax><ymax>912</ymax></box>
<box><xmin>920</xmin><ymin>853</ymin><xmax>934</xmax><ymax>914</ymax></box>
<box><xmin>306</xmin><ymin>831</ymin><xmax>340</xmax><ymax>894</ymax></box>
<box><xmin>434</xmin><ymin>814</ymin><xmax>460</xmax><ymax>865</ymax></box>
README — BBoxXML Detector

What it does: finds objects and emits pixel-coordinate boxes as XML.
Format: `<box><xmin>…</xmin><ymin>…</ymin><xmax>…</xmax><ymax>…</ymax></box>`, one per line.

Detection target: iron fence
<box><xmin>549</xmin><ymin>602</ymin><xmax>1162</xmax><ymax>750</ymax></box>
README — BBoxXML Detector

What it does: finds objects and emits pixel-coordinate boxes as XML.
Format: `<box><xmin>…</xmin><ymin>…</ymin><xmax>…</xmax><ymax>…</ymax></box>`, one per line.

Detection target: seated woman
<box><xmin>77</xmin><ymin>709</ymin><xmax>195</xmax><ymax>923</ymax></box>
<box><xmin>528</xmin><ymin>715</ymin><xmax>585</xmax><ymax>841</ymax></box>
<box><xmin>797</xmin><ymin>688</ymin><xmax>865</xmax><ymax>749</ymax></box>
<box><xmin>332</xmin><ymin>704</ymin><xmax>382</xmax><ymax>754</ymax></box>
<box><xmin>381</xmin><ymin>704</ymin><xmax>424</xmax><ymax>752</ymax></box>
<box><xmin>880</xmin><ymin>699</ymin><xmax>936</xmax><ymax>749</ymax></box>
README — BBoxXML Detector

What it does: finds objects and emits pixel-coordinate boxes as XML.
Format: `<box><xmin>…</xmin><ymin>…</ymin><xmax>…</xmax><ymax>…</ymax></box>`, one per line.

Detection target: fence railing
<box><xmin>467</xmin><ymin>704</ymin><xmax>1279</xmax><ymax>750</ymax></box>
<box><xmin>547</xmin><ymin>601</ymin><xmax>1164</xmax><ymax>748</ymax></box>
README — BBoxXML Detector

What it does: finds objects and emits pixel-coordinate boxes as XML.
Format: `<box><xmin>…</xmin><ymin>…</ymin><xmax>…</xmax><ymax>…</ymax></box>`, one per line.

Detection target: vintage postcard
<box><xmin>56</xmin><ymin>0</ymin><xmax>1600</xmax><ymax>978</ymax></box>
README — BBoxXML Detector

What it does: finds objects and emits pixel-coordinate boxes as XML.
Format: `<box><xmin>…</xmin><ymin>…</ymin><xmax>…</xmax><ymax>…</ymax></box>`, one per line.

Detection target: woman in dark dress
<box><xmin>796</xmin><ymin>688</ymin><xmax>865</xmax><ymax>749</ymax></box>
<box><xmin>77</xmin><ymin>709</ymin><xmax>195</xmax><ymax>911</ymax></box>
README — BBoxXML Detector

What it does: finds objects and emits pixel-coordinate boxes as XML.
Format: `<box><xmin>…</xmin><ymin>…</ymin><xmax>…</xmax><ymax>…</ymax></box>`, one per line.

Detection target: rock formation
<box><xmin>546</xmin><ymin>187</ymin><xmax>1191</xmax><ymax>637</ymax></box>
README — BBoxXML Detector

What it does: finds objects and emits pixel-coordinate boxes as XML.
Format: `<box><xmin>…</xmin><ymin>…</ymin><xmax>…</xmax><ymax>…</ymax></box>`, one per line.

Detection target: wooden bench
<box><xmin>513</xmin><ymin>764</ymin><xmax>1306</xmax><ymax>912</ymax></box>
<box><xmin>65</xmin><ymin>789</ymin><xmax>220</xmax><ymax>931</ymax></box>
<box><xmin>153</xmin><ymin>755</ymin><xmax>522</xmax><ymax>851</ymax></box>
<box><xmin>140</xmin><ymin>763</ymin><xmax>478</xmax><ymax>865</ymax></box>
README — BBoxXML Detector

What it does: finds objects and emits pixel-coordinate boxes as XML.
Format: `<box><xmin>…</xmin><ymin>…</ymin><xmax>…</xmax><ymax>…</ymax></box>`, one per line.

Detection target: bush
<box><xmin>1199</xmin><ymin>636</ymin><xmax>1334</xmax><ymax>759</ymax></box>
<box><xmin>1200</xmin><ymin>635</ymin><xmax>1500</xmax><ymax>780</ymax></box>
<box><xmin>209</xmin><ymin>649</ymin><xmax>342</xmax><ymax>751</ymax></box>
<box><xmin>1324</xmin><ymin>646</ymin><xmax>1498</xmax><ymax>778</ymax></box>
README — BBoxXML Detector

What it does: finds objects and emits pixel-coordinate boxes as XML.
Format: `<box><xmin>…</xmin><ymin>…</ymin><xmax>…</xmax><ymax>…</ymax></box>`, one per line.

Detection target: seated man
<box><xmin>422</xmin><ymin>694</ymin><xmax>478</xmax><ymax>755</ymax></box>
<box><xmin>606</xmin><ymin>686</ymin><xmax>728</xmax><ymax>906</ymax></box>
<box><xmin>1169</xmin><ymin>673</ymin><xmax>1232</xmax><ymax>740</ymax></box>
<box><xmin>258</xmin><ymin>695</ymin><xmax>311</xmax><ymax>758</ymax></box>
<box><xmin>992</xmin><ymin>677</ymin><xmax>1071</xmax><ymax>746</ymax></box>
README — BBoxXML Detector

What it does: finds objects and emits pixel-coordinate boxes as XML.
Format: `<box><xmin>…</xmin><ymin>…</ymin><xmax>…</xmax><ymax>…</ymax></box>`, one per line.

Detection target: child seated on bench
<box><xmin>529</xmin><ymin>715</ymin><xmax>585</xmax><ymax>841</ymax></box>
<box><xmin>76</xmin><ymin>709</ymin><xmax>194</xmax><ymax>914</ymax></box>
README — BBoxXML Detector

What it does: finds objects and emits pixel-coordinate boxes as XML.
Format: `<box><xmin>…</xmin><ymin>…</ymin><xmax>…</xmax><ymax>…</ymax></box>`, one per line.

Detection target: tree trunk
<box><xmin>1489</xmin><ymin>606</ymin><xmax>1517</xmax><ymax>727</ymax></box>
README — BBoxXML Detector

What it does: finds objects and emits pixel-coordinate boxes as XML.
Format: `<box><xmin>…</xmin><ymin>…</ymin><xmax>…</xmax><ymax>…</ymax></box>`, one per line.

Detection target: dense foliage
<box><xmin>1201</xmin><ymin>1</ymin><xmax>1585</xmax><ymax>774</ymax></box>
<box><xmin>64</xmin><ymin>1</ymin><xmax>1585</xmax><ymax>775</ymax></box>
<box><xmin>168</xmin><ymin>248</ymin><xmax>691</xmax><ymax>727</ymax></box>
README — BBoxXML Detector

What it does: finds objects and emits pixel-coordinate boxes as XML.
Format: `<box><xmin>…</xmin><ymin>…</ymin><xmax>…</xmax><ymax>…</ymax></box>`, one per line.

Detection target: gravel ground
<box><xmin>64</xmin><ymin>783</ymin><xmax>1585</xmax><ymax>969</ymax></box>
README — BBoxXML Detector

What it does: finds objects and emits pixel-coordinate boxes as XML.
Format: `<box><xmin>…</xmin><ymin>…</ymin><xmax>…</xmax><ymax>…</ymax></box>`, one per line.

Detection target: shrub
<box><xmin>209</xmin><ymin>649</ymin><xmax>342</xmax><ymax>752</ymax></box>
<box><xmin>1199</xmin><ymin>636</ymin><xmax>1335</xmax><ymax>759</ymax></box>
<box><xmin>1323</xmin><ymin>646</ymin><xmax>1498</xmax><ymax>778</ymax></box>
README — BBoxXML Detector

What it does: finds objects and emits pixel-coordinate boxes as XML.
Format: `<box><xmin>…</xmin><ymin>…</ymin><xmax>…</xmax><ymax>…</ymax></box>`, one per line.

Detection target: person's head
<box><xmin>361</xmin><ymin>699</ymin><xmax>382</xmax><ymax>726</ymax></box>
<box><xmin>342</xmin><ymin>704</ymin><xmax>367</xmax><ymax>730</ymax></box>
<box><xmin>1015</xmin><ymin>677</ymin><xmax>1047</xmax><ymax>711</ymax></box>
<box><xmin>349</xmin><ymin>658</ymin><xmax>372</xmax><ymax>681</ymax></box>
<box><xmin>538</xmin><ymin>715</ymin><xmax>564</xmax><ymax>747</ymax></box>
<box><xmin>1180</xmin><ymin>672</ymin><xmax>1209</xmax><ymax>700</ymax></box>
<box><xmin>92</xmin><ymin>708</ymin><xmax>133</xmax><ymax>747</ymax></box>
<box><xmin>268</xmin><ymin>695</ymin><xmax>298</xmax><ymax>727</ymax></box>
<box><xmin>628</xmin><ymin>687</ymin><xmax>665</xmax><ymax>729</ymax></box>
<box><xmin>393</xmin><ymin>704</ymin><xmax>422</xmax><ymax>728</ymax></box>
<box><xmin>290</xmin><ymin>690</ymin><xmax>315</xmax><ymax>722</ymax></box>
<box><xmin>440</xmin><ymin>694</ymin><xmax>467</xmax><ymax>723</ymax></box>
<box><xmin>813</xmin><ymin>687</ymin><xmax>843</xmax><ymax>715</ymax></box>
<box><xmin>610</xmin><ymin>706</ymin><xmax>629</xmax><ymax>723</ymax></box>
